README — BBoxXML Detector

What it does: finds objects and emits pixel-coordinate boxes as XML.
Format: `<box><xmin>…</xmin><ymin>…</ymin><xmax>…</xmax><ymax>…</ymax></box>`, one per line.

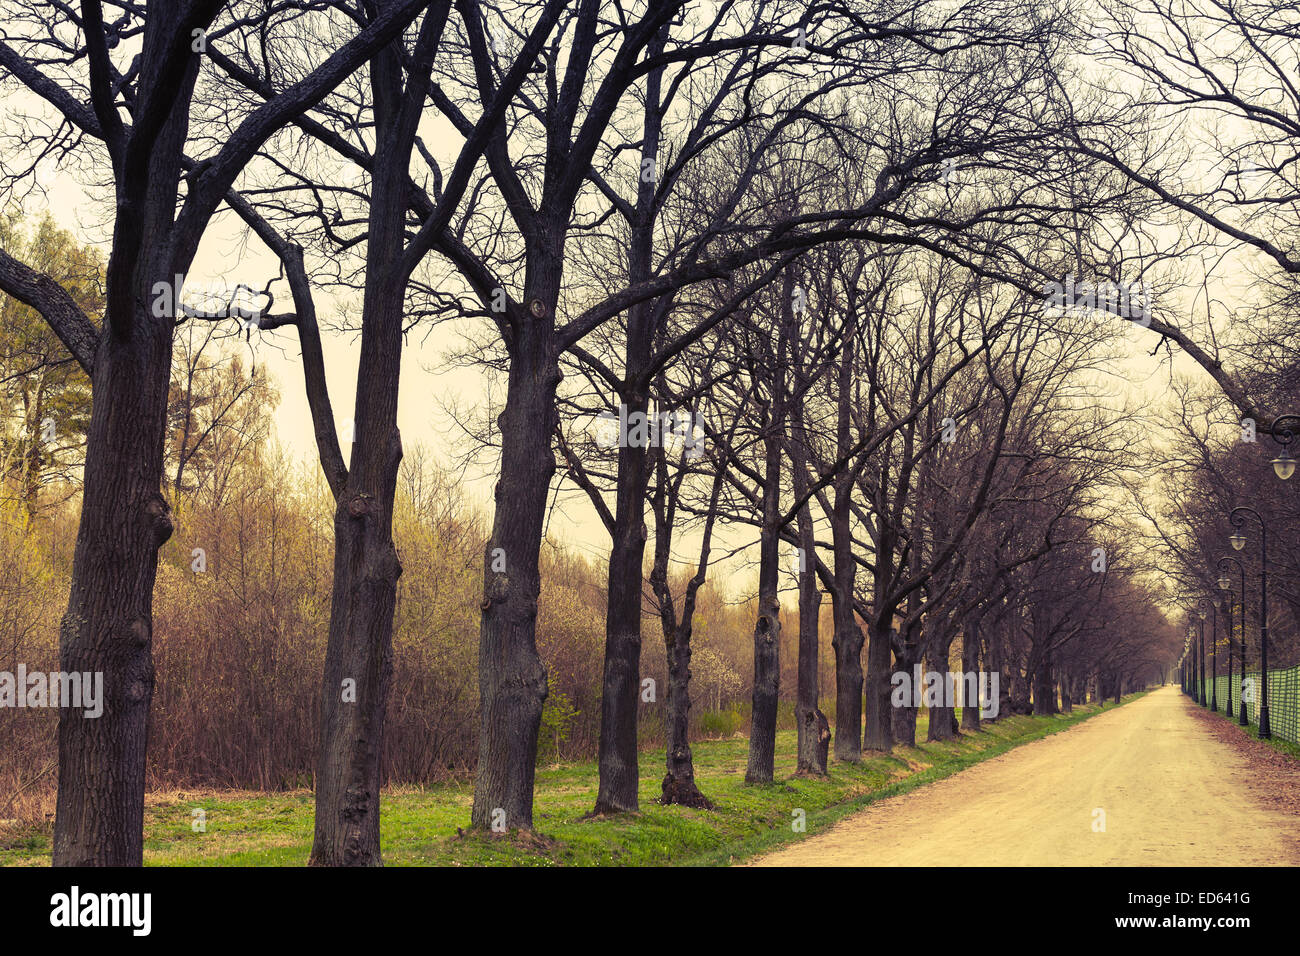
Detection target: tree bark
<box><xmin>864</xmin><ymin>614</ymin><xmax>895</xmax><ymax>751</ymax></box>
<box><xmin>651</xmin><ymin>420</ymin><xmax>723</xmax><ymax>809</ymax></box>
<box><xmin>470</xmin><ymin>295</ymin><xmax>557</xmax><ymax>830</ymax></box>
<box><xmin>745</xmin><ymin>271</ymin><xmax>790</xmax><ymax>784</ymax></box>
<box><xmin>53</xmin><ymin>299</ymin><xmax>174</xmax><ymax>866</ymax></box>
<box><xmin>745</xmin><ymin>446</ymin><xmax>782</xmax><ymax>784</ymax></box>
<box><xmin>987</xmin><ymin>621</ymin><xmax>1011</xmax><ymax>720</ymax></box>
<box><xmin>891</xmin><ymin>679</ymin><xmax>918</xmax><ymax>748</ymax></box>
<box><xmin>593</xmin><ymin>425</ymin><xmax>649</xmax><ymax>814</ymax></box>
<box><xmin>661</xmin><ymin>617</ymin><xmax>712</xmax><ymax>808</ymax></box>
<box><xmin>793</xmin><ymin>477</ymin><xmax>829</xmax><ymax>775</ymax></box>
<box><xmin>828</xmin><ymin>298</ymin><xmax>863</xmax><ymax>762</ymax></box>
<box><xmin>927</xmin><ymin>642</ymin><xmax>958</xmax><ymax>741</ymax></box>
<box><xmin>1032</xmin><ymin>650</ymin><xmax>1057</xmax><ymax>715</ymax></box>
<box><xmin>891</xmin><ymin>618</ymin><xmax>921</xmax><ymax>747</ymax></box>
<box><xmin>961</xmin><ymin>615</ymin><xmax>982</xmax><ymax>731</ymax></box>
<box><xmin>308</xmin><ymin>184</ymin><xmax>405</xmax><ymax>867</ymax></box>
<box><xmin>829</xmin><ymin>562</ymin><xmax>864</xmax><ymax>760</ymax></box>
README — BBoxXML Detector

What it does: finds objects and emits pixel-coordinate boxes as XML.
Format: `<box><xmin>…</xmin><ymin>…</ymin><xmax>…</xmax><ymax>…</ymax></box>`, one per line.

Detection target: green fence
<box><xmin>1195</xmin><ymin>665</ymin><xmax>1300</xmax><ymax>745</ymax></box>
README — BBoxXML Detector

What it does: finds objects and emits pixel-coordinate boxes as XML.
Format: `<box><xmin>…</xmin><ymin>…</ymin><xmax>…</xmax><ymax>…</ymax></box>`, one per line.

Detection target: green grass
<box><xmin>0</xmin><ymin>694</ymin><xmax>1144</xmax><ymax>867</ymax></box>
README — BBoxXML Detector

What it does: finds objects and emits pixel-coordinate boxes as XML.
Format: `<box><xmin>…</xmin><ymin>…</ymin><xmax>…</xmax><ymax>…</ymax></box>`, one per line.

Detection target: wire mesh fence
<box><xmin>1193</xmin><ymin>665</ymin><xmax>1300</xmax><ymax>745</ymax></box>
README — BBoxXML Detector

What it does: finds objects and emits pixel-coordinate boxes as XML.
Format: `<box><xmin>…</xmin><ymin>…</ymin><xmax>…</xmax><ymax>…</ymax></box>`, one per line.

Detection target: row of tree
<box><xmin>0</xmin><ymin>0</ymin><xmax>1294</xmax><ymax>865</ymax></box>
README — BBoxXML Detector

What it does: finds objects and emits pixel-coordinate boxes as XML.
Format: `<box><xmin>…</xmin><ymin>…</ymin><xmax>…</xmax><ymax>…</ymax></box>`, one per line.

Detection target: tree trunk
<box><xmin>961</xmin><ymin>617</ymin><xmax>981</xmax><ymax>731</ymax></box>
<box><xmin>593</xmin><ymin>27</ymin><xmax>667</xmax><ymax>815</ymax></box>
<box><xmin>661</xmin><ymin>619</ymin><xmax>712</xmax><ymax>807</ymax></box>
<box><xmin>927</xmin><ymin>643</ymin><xmax>958</xmax><ymax>741</ymax></box>
<box><xmin>792</xmin><ymin>400</ymin><xmax>828</xmax><ymax>775</ymax></box>
<box><xmin>594</xmin><ymin>425</ymin><xmax>649</xmax><ymax>814</ymax></box>
<box><xmin>864</xmin><ymin>515</ymin><xmax>901</xmax><ymax>751</ymax></box>
<box><xmin>828</xmin><ymin>299</ymin><xmax>862</xmax><ymax>762</ymax></box>
<box><xmin>745</xmin><ymin>476</ymin><xmax>782</xmax><ymax>784</ymax></box>
<box><xmin>309</xmin><ymin>229</ymin><xmax>405</xmax><ymax>866</ymax></box>
<box><xmin>1032</xmin><ymin>650</ymin><xmax>1056</xmax><ymax>715</ymax></box>
<box><xmin>21</xmin><ymin>383</ymin><xmax>43</xmax><ymax>518</ymax></box>
<box><xmin>470</xmin><ymin>310</ymin><xmax>556</xmax><ymax>830</ymax></box>
<box><xmin>310</xmin><ymin>474</ymin><xmax>402</xmax><ymax>864</ymax></box>
<box><xmin>793</xmin><ymin>511</ymin><xmax>828</xmax><ymax>775</ymax></box>
<box><xmin>53</xmin><ymin>28</ymin><xmax>200</xmax><ymax>862</ymax></box>
<box><xmin>310</xmin><ymin>28</ymin><xmax>439</xmax><ymax>862</ymax></box>
<box><xmin>650</xmin><ymin>409</ymin><xmax>717</xmax><ymax>809</ymax></box>
<box><xmin>891</xmin><ymin>677</ymin><xmax>918</xmax><ymax>748</ymax></box>
<box><xmin>746</xmin><ymin>276</ymin><xmax>788</xmax><ymax>785</ymax></box>
<box><xmin>864</xmin><ymin>615</ymin><xmax>895</xmax><ymax>751</ymax></box>
<box><xmin>53</xmin><ymin>302</ymin><xmax>174</xmax><ymax>866</ymax></box>
<box><xmin>891</xmin><ymin>619</ymin><xmax>920</xmax><ymax>747</ymax></box>
<box><xmin>830</xmin><ymin>610</ymin><xmax>864</xmax><ymax>760</ymax></box>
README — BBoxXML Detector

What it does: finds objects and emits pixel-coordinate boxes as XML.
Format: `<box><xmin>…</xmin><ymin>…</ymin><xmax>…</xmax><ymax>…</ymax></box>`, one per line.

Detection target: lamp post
<box><xmin>1198</xmin><ymin>597</ymin><xmax>1217</xmax><ymax>711</ymax></box>
<box><xmin>1218</xmin><ymin>556</ymin><xmax>1246</xmax><ymax>722</ymax></box>
<box><xmin>1194</xmin><ymin>612</ymin><xmax>1207</xmax><ymax>706</ymax></box>
<box><xmin>1267</xmin><ymin>414</ymin><xmax>1299</xmax><ymax>481</ymax></box>
<box><xmin>1229</xmin><ymin>506</ymin><xmax>1271</xmax><ymax>738</ymax></box>
<box><xmin>1195</xmin><ymin>623</ymin><xmax>1203</xmax><ymax>704</ymax></box>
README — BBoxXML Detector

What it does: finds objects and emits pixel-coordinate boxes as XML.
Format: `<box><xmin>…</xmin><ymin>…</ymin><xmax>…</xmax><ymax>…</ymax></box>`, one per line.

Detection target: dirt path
<box><xmin>751</xmin><ymin>686</ymin><xmax>1300</xmax><ymax>866</ymax></box>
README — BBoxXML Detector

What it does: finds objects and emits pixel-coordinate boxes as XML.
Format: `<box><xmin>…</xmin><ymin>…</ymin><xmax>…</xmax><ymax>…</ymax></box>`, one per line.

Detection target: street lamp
<box><xmin>1218</xmin><ymin>555</ymin><xmax>1246</xmax><ymax>723</ymax></box>
<box><xmin>1190</xmin><ymin>622</ymin><xmax>1203</xmax><ymax>705</ymax></box>
<box><xmin>1198</xmin><ymin>597</ymin><xmax>1217</xmax><ymax>712</ymax></box>
<box><xmin>1267</xmin><ymin>414</ymin><xmax>1299</xmax><ymax>480</ymax></box>
<box><xmin>1181</xmin><ymin>636</ymin><xmax>1190</xmax><ymax>696</ymax></box>
<box><xmin>1192</xmin><ymin>607</ymin><xmax>1208</xmax><ymax>706</ymax></box>
<box><xmin>1228</xmin><ymin>506</ymin><xmax>1271</xmax><ymax>739</ymax></box>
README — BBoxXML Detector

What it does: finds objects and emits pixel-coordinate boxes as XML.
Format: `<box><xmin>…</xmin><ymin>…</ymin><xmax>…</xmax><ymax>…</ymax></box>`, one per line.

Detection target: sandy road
<box><xmin>751</xmin><ymin>686</ymin><xmax>1300</xmax><ymax>866</ymax></box>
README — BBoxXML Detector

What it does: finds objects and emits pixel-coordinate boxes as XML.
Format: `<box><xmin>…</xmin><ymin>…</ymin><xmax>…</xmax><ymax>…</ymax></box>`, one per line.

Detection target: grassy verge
<box><xmin>0</xmin><ymin>693</ymin><xmax>1144</xmax><ymax>867</ymax></box>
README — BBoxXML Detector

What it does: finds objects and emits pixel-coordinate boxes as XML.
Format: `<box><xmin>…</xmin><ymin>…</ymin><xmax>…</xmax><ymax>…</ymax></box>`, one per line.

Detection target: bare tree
<box><xmin>0</xmin><ymin>0</ymin><xmax>429</xmax><ymax>866</ymax></box>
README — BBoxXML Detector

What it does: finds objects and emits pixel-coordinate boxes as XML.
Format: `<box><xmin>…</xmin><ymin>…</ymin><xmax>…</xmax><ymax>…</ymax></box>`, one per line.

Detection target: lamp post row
<box><xmin>1188</xmin><ymin>413</ymin><xmax>1296</xmax><ymax>738</ymax></box>
<box><xmin>1217</xmin><ymin>555</ymin><xmax>1248</xmax><ymax>728</ymax></box>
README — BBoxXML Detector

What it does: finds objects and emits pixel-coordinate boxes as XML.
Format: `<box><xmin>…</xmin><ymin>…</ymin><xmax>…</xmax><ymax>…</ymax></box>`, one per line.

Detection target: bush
<box><xmin>698</xmin><ymin>704</ymin><xmax>745</xmax><ymax>738</ymax></box>
<box><xmin>536</xmin><ymin>676</ymin><xmax>579</xmax><ymax>762</ymax></box>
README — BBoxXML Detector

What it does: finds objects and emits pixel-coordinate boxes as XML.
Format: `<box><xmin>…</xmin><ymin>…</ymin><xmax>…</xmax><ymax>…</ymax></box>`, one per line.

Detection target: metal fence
<box><xmin>1194</xmin><ymin>665</ymin><xmax>1300</xmax><ymax>745</ymax></box>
